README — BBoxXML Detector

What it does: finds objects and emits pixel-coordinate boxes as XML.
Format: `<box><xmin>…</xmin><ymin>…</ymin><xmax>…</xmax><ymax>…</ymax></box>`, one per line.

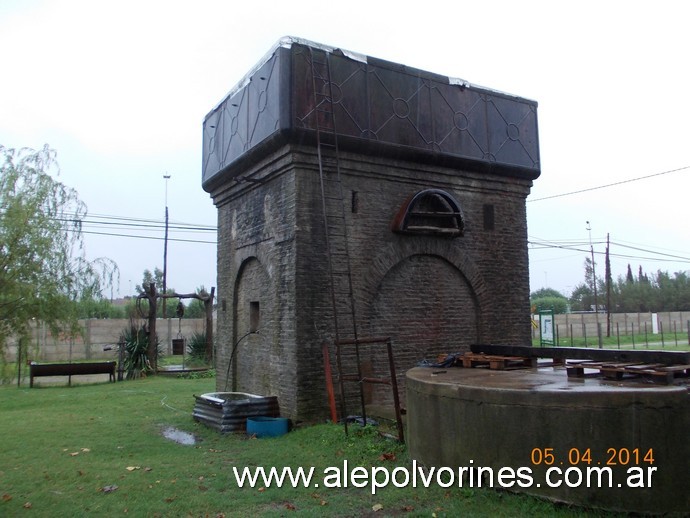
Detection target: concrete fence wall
<box><xmin>531</xmin><ymin>311</ymin><xmax>690</xmax><ymax>341</ymax></box>
<box><xmin>5</xmin><ymin>311</ymin><xmax>687</xmax><ymax>363</ymax></box>
<box><xmin>4</xmin><ymin>318</ymin><xmax>213</xmax><ymax>363</ymax></box>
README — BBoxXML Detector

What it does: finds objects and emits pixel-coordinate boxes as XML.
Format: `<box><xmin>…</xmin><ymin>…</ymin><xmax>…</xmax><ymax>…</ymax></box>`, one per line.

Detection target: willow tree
<box><xmin>0</xmin><ymin>145</ymin><xmax>118</xmax><ymax>367</ymax></box>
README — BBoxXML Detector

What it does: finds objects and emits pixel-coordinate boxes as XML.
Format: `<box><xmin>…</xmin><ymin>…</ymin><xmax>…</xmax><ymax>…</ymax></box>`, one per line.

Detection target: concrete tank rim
<box><xmin>406</xmin><ymin>366</ymin><xmax>690</xmax><ymax>399</ymax></box>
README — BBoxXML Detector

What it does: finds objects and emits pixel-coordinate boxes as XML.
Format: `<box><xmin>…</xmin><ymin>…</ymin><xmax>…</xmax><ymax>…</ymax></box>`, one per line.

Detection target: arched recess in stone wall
<box><xmin>358</xmin><ymin>242</ymin><xmax>485</xmax><ymax>406</ymax></box>
<box><xmin>230</xmin><ymin>256</ymin><xmax>278</xmax><ymax>395</ymax></box>
<box><xmin>361</xmin><ymin>240</ymin><xmax>488</xmax><ymax>327</ymax></box>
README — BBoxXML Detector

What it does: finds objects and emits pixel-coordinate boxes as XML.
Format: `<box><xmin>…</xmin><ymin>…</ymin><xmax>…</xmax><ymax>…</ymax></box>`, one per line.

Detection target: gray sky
<box><xmin>1</xmin><ymin>0</ymin><xmax>688</xmax><ymax>299</ymax></box>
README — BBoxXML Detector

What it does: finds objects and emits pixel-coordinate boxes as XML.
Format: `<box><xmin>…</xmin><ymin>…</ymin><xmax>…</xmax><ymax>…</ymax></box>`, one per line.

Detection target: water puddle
<box><xmin>162</xmin><ymin>427</ymin><xmax>197</xmax><ymax>445</ymax></box>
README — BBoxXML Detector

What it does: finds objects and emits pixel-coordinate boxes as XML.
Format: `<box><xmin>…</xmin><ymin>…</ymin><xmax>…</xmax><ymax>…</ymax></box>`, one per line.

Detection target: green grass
<box><xmin>0</xmin><ymin>377</ymin><xmax>618</xmax><ymax>517</ymax></box>
<box><xmin>533</xmin><ymin>332</ymin><xmax>690</xmax><ymax>351</ymax></box>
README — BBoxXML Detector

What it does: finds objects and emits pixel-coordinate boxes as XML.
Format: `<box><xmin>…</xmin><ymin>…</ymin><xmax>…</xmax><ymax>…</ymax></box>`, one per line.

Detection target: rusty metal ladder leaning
<box><xmin>309</xmin><ymin>48</ymin><xmax>404</xmax><ymax>441</ymax></box>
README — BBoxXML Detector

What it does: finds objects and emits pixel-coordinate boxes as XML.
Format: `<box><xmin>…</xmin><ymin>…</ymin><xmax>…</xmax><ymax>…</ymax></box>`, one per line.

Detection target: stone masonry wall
<box><xmin>210</xmin><ymin>143</ymin><xmax>533</xmax><ymax>421</ymax></box>
<box><xmin>292</xmin><ymin>146</ymin><xmax>533</xmax><ymax>418</ymax></box>
<box><xmin>213</xmin><ymin>148</ymin><xmax>298</xmax><ymax>414</ymax></box>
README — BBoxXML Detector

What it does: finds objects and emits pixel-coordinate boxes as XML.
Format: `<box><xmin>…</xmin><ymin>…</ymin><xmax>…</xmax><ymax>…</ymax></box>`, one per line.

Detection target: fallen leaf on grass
<box><xmin>69</xmin><ymin>452</ymin><xmax>80</xmax><ymax>457</ymax></box>
<box><xmin>378</xmin><ymin>452</ymin><xmax>396</xmax><ymax>461</ymax></box>
<box><xmin>100</xmin><ymin>485</ymin><xmax>118</xmax><ymax>493</ymax></box>
<box><xmin>372</xmin><ymin>503</ymin><xmax>383</xmax><ymax>512</ymax></box>
<box><xmin>258</xmin><ymin>487</ymin><xmax>266</xmax><ymax>492</ymax></box>
<box><xmin>144</xmin><ymin>467</ymin><xmax>153</xmax><ymax>472</ymax></box>
<box><xmin>2</xmin><ymin>494</ymin><xmax>12</xmax><ymax>502</ymax></box>
<box><xmin>23</xmin><ymin>502</ymin><xmax>32</xmax><ymax>509</ymax></box>
<box><xmin>81</xmin><ymin>448</ymin><xmax>90</xmax><ymax>453</ymax></box>
<box><xmin>402</xmin><ymin>505</ymin><xmax>414</xmax><ymax>512</ymax></box>
<box><xmin>164</xmin><ymin>497</ymin><xmax>175</xmax><ymax>503</ymax></box>
<box><xmin>284</xmin><ymin>502</ymin><xmax>296</xmax><ymax>511</ymax></box>
<box><xmin>125</xmin><ymin>467</ymin><xmax>140</xmax><ymax>471</ymax></box>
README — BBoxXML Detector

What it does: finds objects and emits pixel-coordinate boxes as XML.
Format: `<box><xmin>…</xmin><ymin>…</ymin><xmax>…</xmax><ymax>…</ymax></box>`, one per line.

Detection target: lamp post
<box><xmin>163</xmin><ymin>174</ymin><xmax>171</xmax><ymax>318</ymax></box>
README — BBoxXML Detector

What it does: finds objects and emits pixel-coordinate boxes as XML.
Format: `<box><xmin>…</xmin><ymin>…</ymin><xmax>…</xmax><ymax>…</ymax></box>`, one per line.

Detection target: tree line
<box><xmin>532</xmin><ymin>259</ymin><xmax>690</xmax><ymax>314</ymax></box>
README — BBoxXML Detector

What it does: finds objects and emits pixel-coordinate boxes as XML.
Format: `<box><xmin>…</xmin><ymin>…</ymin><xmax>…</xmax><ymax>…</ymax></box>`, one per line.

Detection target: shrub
<box><xmin>186</xmin><ymin>331</ymin><xmax>208</xmax><ymax>362</ymax></box>
<box><xmin>120</xmin><ymin>324</ymin><xmax>161</xmax><ymax>379</ymax></box>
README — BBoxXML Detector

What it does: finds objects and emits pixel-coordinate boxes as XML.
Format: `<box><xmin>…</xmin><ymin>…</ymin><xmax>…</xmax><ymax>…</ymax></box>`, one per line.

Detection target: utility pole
<box><xmin>163</xmin><ymin>174</ymin><xmax>171</xmax><ymax>319</ymax></box>
<box><xmin>605</xmin><ymin>233</ymin><xmax>612</xmax><ymax>337</ymax></box>
<box><xmin>586</xmin><ymin>221</ymin><xmax>598</xmax><ymax>317</ymax></box>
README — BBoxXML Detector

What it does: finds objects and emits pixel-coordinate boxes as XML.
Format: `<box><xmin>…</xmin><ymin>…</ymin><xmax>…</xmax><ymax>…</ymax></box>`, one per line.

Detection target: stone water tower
<box><xmin>202</xmin><ymin>37</ymin><xmax>540</xmax><ymax>421</ymax></box>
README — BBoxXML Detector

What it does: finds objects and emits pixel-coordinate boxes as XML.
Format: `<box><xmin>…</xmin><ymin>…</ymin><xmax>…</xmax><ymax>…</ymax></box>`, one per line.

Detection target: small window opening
<box><xmin>250</xmin><ymin>301</ymin><xmax>260</xmax><ymax>332</ymax></box>
<box><xmin>351</xmin><ymin>191</ymin><xmax>359</xmax><ymax>214</ymax></box>
<box><xmin>483</xmin><ymin>204</ymin><xmax>495</xmax><ymax>231</ymax></box>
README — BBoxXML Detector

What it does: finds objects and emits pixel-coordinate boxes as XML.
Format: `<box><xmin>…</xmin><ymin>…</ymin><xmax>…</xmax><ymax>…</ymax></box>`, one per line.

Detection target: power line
<box><xmin>529</xmin><ymin>239</ymin><xmax>690</xmax><ymax>264</ymax></box>
<box><xmin>528</xmin><ymin>165</ymin><xmax>690</xmax><ymax>202</ymax></box>
<box><xmin>60</xmin><ymin>211</ymin><xmax>217</xmax><ymax>230</ymax></box>
<box><xmin>55</xmin><ymin>217</ymin><xmax>217</xmax><ymax>232</ymax></box>
<box><xmin>81</xmin><ymin>230</ymin><xmax>216</xmax><ymax>244</ymax></box>
<box><xmin>609</xmin><ymin>241</ymin><xmax>690</xmax><ymax>262</ymax></box>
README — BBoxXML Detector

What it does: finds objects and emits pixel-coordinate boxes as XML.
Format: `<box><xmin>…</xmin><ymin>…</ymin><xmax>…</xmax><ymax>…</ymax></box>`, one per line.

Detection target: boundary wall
<box><xmin>4</xmin><ymin>319</ymin><xmax>213</xmax><ymax>362</ymax></box>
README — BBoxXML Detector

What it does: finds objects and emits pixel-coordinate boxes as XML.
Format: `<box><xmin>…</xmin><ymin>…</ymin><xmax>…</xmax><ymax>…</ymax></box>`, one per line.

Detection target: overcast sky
<box><xmin>1</xmin><ymin>0</ymin><xmax>688</xmax><ymax>299</ymax></box>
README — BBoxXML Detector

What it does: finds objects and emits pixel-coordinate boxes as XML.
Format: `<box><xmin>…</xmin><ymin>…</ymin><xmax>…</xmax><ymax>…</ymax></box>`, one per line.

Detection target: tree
<box><xmin>135</xmin><ymin>267</ymin><xmax>178</xmax><ymax>318</ymax></box>
<box><xmin>183</xmin><ymin>286</ymin><xmax>211</xmax><ymax>318</ymax></box>
<box><xmin>136</xmin><ymin>268</ymin><xmax>165</xmax><ymax>295</ymax></box>
<box><xmin>530</xmin><ymin>288</ymin><xmax>566</xmax><ymax>300</ymax></box>
<box><xmin>584</xmin><ymin>257</ymin><xmax>597</xmax><ymax>298</ymax></box>
<box><xmin>626</xmin><ymin>264</ymin><xmax>634</xmax><ymax>284</ymax></box>
<box><xmin>0</xmin><ymin>145</ymin><xmax>118</xmax><ymax>358</ymax></box>
<box><xmin>569</xmin><ymin>283</ymin><xmax>593</xmax><ymax>312</ymax></box>
<box><xmin>530</xmin><ymin>288</ymin><xmax>569</xmax><ymax>314</ymax></box>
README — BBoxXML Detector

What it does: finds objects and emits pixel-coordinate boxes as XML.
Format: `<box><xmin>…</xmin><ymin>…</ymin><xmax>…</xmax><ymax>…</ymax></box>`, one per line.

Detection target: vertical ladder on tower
<box><xmin>308</xmin><ymin>48</ymin><xmax>366</xmax><ymax>432</ymax></box>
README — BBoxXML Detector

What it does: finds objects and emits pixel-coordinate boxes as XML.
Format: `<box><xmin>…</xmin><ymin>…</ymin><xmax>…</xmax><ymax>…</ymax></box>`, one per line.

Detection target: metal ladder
<box><xmin>308</xmin><ymin>48</ymin><xmax>366</xmax><ymax>431</ymax></box>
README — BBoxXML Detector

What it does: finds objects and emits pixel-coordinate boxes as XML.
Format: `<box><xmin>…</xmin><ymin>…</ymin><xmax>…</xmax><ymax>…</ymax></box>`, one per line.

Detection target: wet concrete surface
<box><xmin>409</xmin><ymin>363</ymin><xmax>689</xmax><ymax>394</ymax></box>
<box><xmin>406</xmin><ymin>365</ymin><xmax>690</xmax><ymax>514</ymax></box>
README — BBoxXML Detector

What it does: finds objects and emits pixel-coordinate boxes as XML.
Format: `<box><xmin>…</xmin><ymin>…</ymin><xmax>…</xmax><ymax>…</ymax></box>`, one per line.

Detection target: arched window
<box><xmin>391</xmin><ymin>189</ymin><xmax>464</xmax><ymax>237</ymax></box>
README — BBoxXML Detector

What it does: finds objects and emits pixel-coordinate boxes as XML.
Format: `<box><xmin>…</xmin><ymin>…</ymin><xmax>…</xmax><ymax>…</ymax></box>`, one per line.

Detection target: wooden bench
<box><xmin>29</xmin><ymin>361</ymin><xmax>117</xmax><ymax>387</ymax></box>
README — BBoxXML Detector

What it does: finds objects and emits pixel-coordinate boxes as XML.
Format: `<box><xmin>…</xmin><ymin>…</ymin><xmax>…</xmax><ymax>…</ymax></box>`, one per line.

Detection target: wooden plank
<box><xmin>600</xmin><ymin>368</ymin><xmax>626</xmax><ymax>380</ymax></box>
<box><xmin>461</xmin><ymin>353</ymin><xmax>535</xmax><ymax>370</ymax></box>
<box><xmin>599</xmin><ymin>362</ymin><xmax>646</xmax><ymax>369</ymax></box>
<box><xmin>659</xmin><ymin>364</ymin><xmax>690</xmax><ymax>372</ymax></box>
<box><xmin>471</xmin><ymin>344</ymin><xmax>690</xmax><ymax>365</ymax></box>
<box><xmin>624</xmin><ymin>363</ymin><xmax>666</xmax><ymax>371</ymax></box>
<box><xmin>639</xmin><ymin>370</ymin><xmax>674</xmax><ymax>384</ymax></box>
<box><xmin>566</xmin><ymin>358</ymin><xmax>690</xmax><ymax>384</ymax></box>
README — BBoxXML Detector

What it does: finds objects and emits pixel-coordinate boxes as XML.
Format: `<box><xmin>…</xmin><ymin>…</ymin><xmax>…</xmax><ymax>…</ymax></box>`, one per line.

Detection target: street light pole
<box><xmin>163</xmin><ymin>174</ymin><xmax>171</xmax><ymax>318</ymax></box>
<box><xmin>586</xmin><ymin>221</ymin><xmax>598</xmax><ymax>315</ymax></box>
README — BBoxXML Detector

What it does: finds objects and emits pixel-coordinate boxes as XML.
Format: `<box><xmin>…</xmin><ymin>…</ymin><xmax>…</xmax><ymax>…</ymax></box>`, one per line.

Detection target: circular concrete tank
<box><xmin>406</xmin><ymin>366</ymin><xmax>690</xmax><ymax>514</ymax></box>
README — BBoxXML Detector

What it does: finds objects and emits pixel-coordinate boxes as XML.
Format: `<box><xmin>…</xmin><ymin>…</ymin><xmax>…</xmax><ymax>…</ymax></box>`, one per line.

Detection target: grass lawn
<box><xmin>533</xmin><ymin>332</ymin><xmax>690</xmax><ymax>351</ymax></box>
<box><xmin>0</xmin><ymin>376</ymin><xmax>618</xmax><ymax>517</ymax></box>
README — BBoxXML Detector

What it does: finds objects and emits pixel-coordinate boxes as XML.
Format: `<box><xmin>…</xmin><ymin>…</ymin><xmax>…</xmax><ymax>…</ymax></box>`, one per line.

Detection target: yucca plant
<box><xmin>119</xmin><ymin>324</ymin><xmax>161</xmax><ymax>379</ymax></box>
<box><xmin>186</xmin><ymin>331</ymin><xmax>211</xmax><ymax>366</ymax></box>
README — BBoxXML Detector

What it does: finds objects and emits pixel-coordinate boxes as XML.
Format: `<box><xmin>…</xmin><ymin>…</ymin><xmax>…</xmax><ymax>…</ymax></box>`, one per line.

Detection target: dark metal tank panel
<box><xmin>202</xmin><ymin>37</ymin><xmax>540</xmax><ymax>191</ymax></box>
